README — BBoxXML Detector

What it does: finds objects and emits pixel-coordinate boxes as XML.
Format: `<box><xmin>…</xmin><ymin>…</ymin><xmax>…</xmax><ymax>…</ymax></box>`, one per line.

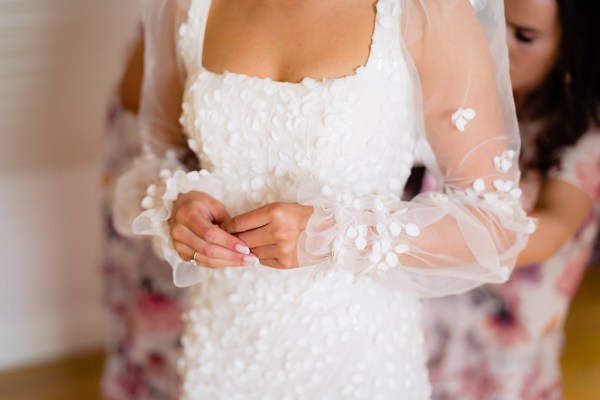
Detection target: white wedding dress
<box><xmin>115</xmin><ymin>0</ymin><xmax>534</xmax><ymax>398</ymax></box>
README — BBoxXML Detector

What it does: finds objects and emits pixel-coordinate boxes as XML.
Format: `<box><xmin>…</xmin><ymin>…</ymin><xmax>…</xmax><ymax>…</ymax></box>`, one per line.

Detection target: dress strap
<box><xmin>367</xmin><ymin>0</ymin><xmax>402</xmax><ymax>72</ymax></box>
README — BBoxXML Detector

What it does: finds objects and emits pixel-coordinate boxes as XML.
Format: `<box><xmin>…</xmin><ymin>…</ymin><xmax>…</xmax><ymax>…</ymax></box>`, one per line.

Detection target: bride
<box><xmin>115</xmin><ymin>0</ymin><xmax>534</xmax><ymax>398</ymax></box>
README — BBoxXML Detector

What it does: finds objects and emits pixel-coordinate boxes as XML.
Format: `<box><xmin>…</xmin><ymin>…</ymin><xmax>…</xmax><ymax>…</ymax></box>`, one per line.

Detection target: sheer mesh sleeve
<box><xmin>113</xmin><ymin>0</ymin><xmax>219</xmax><ymax>286</ymax></box>
<box><xmin>298</xmin><ymin>0</ymin><xmax>535</xmax><ymax>297</ymax></box>
<box><xmin>136</xmin><ymin>0</ymin><xmax>191</xmax><ymax>158</ymax></box>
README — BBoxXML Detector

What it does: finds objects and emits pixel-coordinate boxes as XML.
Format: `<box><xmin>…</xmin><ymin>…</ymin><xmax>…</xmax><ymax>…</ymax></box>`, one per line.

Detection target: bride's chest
<box><xmin>180</xmin><ymin>64</ymin><xmax>418</xmax><ymax>194</ymax></box>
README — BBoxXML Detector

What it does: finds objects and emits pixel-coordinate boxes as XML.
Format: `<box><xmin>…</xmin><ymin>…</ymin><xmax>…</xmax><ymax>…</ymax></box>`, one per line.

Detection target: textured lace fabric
<box><xmin>177</xmin><ymin>0</ymin><xmax>432</xmax><ymax>398</ymax></box>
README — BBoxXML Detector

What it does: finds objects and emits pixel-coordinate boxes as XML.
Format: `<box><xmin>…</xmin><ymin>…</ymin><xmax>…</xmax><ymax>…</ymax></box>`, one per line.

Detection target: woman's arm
<box><xmin>517</xmin><ymin>128</ymin><xmax>600</xmax><ymax>266</ymax></box>
<box><xmin>517</xmin><ymin>179</ymin><xmax>593</xmax><ymax>265</ymax></box>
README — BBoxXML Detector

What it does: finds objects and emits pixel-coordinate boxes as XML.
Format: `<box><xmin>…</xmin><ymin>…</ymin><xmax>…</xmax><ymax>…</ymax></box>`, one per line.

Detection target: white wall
<box><xmin>0</xmin><ymin>0</ymin><xmax>139</xmax><ymax>371</ymax></box>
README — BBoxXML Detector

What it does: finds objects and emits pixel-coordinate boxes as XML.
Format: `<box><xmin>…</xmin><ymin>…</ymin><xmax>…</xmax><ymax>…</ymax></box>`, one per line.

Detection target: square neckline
<box><xmin>197</xmin><ymin>0</ymin><xmax>383</xmax><ymax>86</ymax></box>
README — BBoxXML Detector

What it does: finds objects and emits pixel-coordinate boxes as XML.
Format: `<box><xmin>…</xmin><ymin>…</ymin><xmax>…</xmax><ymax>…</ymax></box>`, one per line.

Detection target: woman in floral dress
<box><xmin>100</xmin><ymin>36</ymin><xmax>185</xmax><ymax>400</ymax></box>
<box><xmin>424</xmin><ymin>0</ymin><xmax>600</xmax><ymax>398</ymax></box>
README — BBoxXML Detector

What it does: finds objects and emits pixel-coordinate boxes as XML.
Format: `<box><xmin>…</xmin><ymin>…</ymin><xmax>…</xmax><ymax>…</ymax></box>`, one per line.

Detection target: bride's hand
<box><xmin>221</xmin><ymin>202</ymin><xmax>314</xmax><ymax>269</ymax></box>
<box><xmin>170</xmin><ymin>191</ymin><xmax>259</xmax><ymax>268</ymax></box>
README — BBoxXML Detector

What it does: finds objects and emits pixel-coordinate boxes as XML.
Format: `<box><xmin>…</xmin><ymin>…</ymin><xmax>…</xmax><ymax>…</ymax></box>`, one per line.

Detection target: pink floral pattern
<box><xmin>457</xmin><ymin>360</ymin><xmax>503</xmax><ymax>399</ymax></box>
<box><xmin>100</xmin><ymin>99</ymin><xmax>185</xmax><ymax>400</ymax></box>
<box><xmin>424</xmin><ymin>130</ymin><xmax>600</xmax><ymax>400</ymax></box>
<box><xmin>483</xmin><ymin>292</ymin><xmax>529</xmax><ymax>347</ymax></box>
<box><xmin>555</xmin><ymin>240</ymin><xmax>594</xmax><ymax>298</ymax></box>
<box><xmin>576</xmin><ymin>157</ymin><xmax>600</xmax><ymax>199</ymax></box>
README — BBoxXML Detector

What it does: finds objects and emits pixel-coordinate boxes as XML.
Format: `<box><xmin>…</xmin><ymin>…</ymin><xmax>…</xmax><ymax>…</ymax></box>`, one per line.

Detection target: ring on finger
<box><xmin>190</xmin><ymin>251</ymin><xmax>199</xmax><ymax>266</ymax></box>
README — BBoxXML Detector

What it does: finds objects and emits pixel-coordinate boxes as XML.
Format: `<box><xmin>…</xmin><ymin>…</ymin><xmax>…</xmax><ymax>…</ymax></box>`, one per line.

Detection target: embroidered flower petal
<box><xmin>385</xmin><ymin>252</ymin><xmax>399</xmax><ymax>268</ymax></box>
<box><xmin>389</xmin><ymin>222</ymin><xmax>402</xmax><ymax>237</ymax></box>
<box><xmin>451</xmin><ymin>107</ymin><xmax>476</xmax><ymax>132</ymax></box>
<box><xmin>355</xmin><ymin>236</ymin><xmax>367</xmax><ymax>251</ymax></box>
<box><xmin>473</xmin><ymin>178</ymin><xmax>485</xmax><ymax>193</ymax></box>
<box><xmin>405</xmin><ymin>223</ymin><xmax>421</xmax><ymax>237</ymax></box>
<box><xmin>346</xmin><ymin>226</ymin><xmax>358</xmax><ymax>239</ymax></box>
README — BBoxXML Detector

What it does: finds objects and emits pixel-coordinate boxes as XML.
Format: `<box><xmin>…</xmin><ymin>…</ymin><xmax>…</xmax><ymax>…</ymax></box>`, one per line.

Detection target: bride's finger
<box><xmin>235</xmin><ymin>225</ymin><xmax>276</xmax><ymax>249</ymax></box>
<box><xmin>221</xmin><ymin>205</ymin><xmax>272</xmax><ymax>234</ymax></box>
<box><xmin>252</xmin><ymin>245</ymin><xmax>298</xmax><ymax>269</ymax></box>
<box><xmin>250</xmin><ymin>244</ymin><xmax>284</xmax><ymax>260</ymax></box>
<box><xmin>257</xmin><ymin>258</ymin><xmax>283</xmax><ymax>269</ymax></box>
<box><xmin>178</xmin><ymin>213</ymin><xmax>250</xmax><ymax>254</ymax></box>
<box><xmin>172</xmin><ymin>241</ymin><xmax>196</xmax><ymax>262</ymax></box>
<box><xmin>194</xmin><ymin>253</ymin><xmax>256</xmax><ymax>269</ymax></box>
<box><xmin>257</xmin><ymin>259</ymin><xmax>297</xmax><ymax>270</ymax></box>
<box><xmin>172</xmin><ymin>224</ymin><xmax>256</xmax><ymax>264</ymax></box>
<box><xmin>172</xmin><ymin>240</ymin><xmax>257</xmax><ymax>268</ymax></box>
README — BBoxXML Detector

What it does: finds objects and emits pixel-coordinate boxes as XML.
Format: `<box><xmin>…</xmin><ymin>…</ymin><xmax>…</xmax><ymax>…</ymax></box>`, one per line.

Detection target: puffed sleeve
<box><xmin>298</xmin><ymin>0</ymin><xmax>536</xmax><ymax>297</ymax></box>
<box><xmin>113</xmin><ymin>0</ymin><xmax>219</xmax><ymax>286</ymax></box>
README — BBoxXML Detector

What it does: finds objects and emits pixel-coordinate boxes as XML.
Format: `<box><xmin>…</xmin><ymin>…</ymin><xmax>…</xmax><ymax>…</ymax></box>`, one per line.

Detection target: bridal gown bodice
<box><xmin>176</xmin><ymin>0</ymin><xmax>431</xmax><ymax>398</ymax></box>
<box><xmin>179</xmin><ymin>4</ymin><xmax>417</xmax><ymax>217</ymax></box>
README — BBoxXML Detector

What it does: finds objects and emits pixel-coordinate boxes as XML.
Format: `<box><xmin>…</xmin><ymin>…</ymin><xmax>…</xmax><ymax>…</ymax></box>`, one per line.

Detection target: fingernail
<box><xmin>243</xmin><ymin>256</ymin><xmax>259</xmax><ymax>266</ymax></box>
<box><xmin>235</xmin><ymin>244</ymin><xmax>250</xmax><ymax>255</ymax></box>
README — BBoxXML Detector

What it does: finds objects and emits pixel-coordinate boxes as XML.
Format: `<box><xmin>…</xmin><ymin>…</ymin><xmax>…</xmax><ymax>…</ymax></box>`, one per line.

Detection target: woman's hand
<box><xmin>170</xmin><ymin>191</ymin><xmax>259</xmax><ymax>268</ymax></box>
<box><xmin>221</xmin><ymin>202</ymin><xmax>314</xmax><ymax>269</ymax></box>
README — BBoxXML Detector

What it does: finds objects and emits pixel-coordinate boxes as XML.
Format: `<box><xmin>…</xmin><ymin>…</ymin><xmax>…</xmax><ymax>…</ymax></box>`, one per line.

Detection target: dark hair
<box><xmin>521</xmin><ymin>0</ymin><xmax>600</xmax><ymax>176</ymax></box>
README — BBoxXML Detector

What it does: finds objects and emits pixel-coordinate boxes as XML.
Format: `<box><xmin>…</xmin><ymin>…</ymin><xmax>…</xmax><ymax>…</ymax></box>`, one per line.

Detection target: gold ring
<box><xmin>190</xmin><ymin>251</ymin><xmax>198</xmax><ymax>265</ymax></box>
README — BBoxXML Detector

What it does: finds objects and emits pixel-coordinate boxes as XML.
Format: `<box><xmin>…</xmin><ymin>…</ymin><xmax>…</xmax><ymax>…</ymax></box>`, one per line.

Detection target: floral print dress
<box><xmin>100</xmin><ymin>98</ymin><xmax>185</xmax><ymax>400</ymax></box>
<box><xmin>424</xmin><ymin>128</ymin><xmax>600</xmax><ymax>400</ymax></box>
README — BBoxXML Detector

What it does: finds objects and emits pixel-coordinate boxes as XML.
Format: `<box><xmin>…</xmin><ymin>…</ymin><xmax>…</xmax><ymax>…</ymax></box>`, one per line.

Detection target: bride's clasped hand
<box><xmin>171</xmin><ymin>190</ymin><xmax>313</xmax><ymax>269</ymax></box>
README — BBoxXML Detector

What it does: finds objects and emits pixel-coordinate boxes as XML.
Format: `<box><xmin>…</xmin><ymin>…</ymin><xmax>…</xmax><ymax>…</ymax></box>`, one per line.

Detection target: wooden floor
<box><xmin>1</xmin><ymin>265</ymin><xmax>599</xmax><ymax>400</ymax></box>
<box><xmin>561</xmin><ymin>263</ymin><xmax>600</xmax><ymax>400</ymax></box>
<box><xmin>0</xmin><ymin>350</ymin><xmax>104</xmax><ymax>400</ymax></box>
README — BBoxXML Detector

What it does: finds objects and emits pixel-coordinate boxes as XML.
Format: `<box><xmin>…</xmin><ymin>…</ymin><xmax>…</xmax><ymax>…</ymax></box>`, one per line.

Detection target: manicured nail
<box><xmin>243</xmin><ymin>256</ymin><xmax>259</xmax><ymax>266</ymax></box>
<box><xmin>235</xmin><ymin>244</ymin><xmax>250</xmax><ymax>255</ymax></box>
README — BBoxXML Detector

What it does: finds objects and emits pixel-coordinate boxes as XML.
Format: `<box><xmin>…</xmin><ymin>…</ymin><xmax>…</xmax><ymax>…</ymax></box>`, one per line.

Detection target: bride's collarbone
<box><xmin>202</xmin><ymin>0</ymin><xmax>378</xmax><ymax>83</ymax></box>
